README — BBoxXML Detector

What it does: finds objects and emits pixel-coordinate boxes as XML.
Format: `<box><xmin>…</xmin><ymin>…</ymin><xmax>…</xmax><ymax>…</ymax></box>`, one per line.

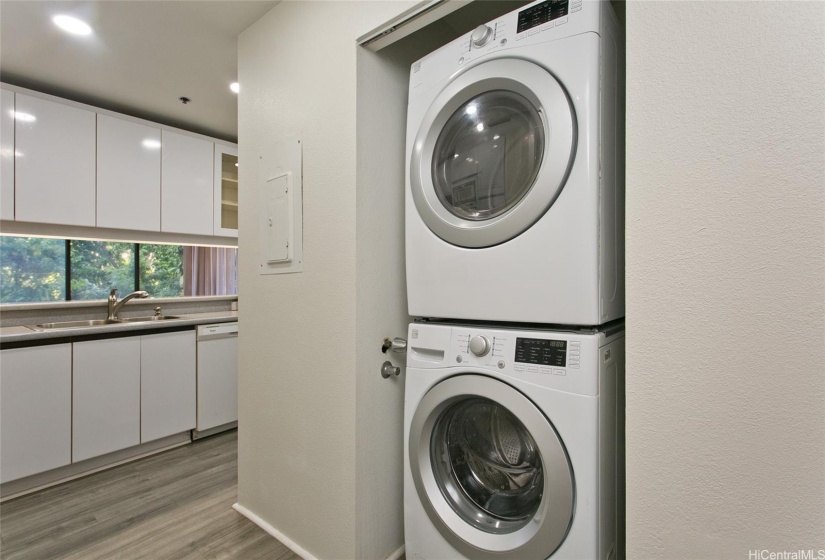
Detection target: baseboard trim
<box><xmin>1</xmin><ymin>432</ymin><xmax>191</xmax><ymax>501</ymax></box>
<box><xmin>233</xmin><ymin>502</ymin><xmax>318</xmax><ymax>560</ymax></box>
<box><xmin>387</xmin><ymin>544</ymin><xmax>406</xmax><ymax>560</ymax></box>
<box><xmin>232</xmin><ymin>502</ymin><xmax>404</xmax><ymax>560</ymax></box>
<box><xmin>192</xmin><ymin>421</ymin><xmax>237</xmax><ymax>440</ymax></box>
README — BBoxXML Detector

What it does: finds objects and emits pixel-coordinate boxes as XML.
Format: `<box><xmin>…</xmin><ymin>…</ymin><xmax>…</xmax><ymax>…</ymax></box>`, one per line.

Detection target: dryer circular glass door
<box><xmin>410</xmin><ymin>58</ymin><xmax>575</xmax><ymax>248</ymax></box>
<box><xmin>408</xmin><ymin>375</ymin><xmax>574</xmax><ymax>559</ymax></box>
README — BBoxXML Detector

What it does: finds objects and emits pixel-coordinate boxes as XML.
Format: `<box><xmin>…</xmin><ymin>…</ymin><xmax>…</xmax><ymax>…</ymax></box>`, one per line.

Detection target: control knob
<box><xmin>469</xmin><ymin>335</ymin><xmax>491</xmax><ymax>357</ymax></box>
<box><xmin>471</xmin><ymin>25</ymin><xmax>493</xmax><ymax>48</ymax></box>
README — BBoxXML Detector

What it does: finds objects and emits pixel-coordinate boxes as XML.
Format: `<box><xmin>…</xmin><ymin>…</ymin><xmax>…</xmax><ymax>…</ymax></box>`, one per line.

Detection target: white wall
<box><xmin>237</xmin><ymin>2</ymin><xmax>415</xmax><ymax>558</ymax></box>
<box><xmin>240</xmin><ymin>1</ymin><xmax>824</xmax><ymax>558</ymax></box>
<box><xmin>355</xmin><ymin>43</ymin><xmax>412</xmax><ymax>560</ymax></box>
<box><xmin>355</xmin><ymin>23</ymin><xmax>463</xmax><ymax>556</ymax></box>
<box><xmin>626</xmin><ymin>2</ymin><xmax>825</xmax><ymax>558</ymax></box>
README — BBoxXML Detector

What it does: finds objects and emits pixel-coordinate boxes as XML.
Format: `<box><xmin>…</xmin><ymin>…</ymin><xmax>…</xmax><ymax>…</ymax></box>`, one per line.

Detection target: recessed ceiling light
<box><xmin>53</xmin><ymin>14</ymin><xmax>93</xmax><ymax>36</ymax></box>
<box><xmin>230</xmin><ymin>82</ymin><xmax>240</xmax><ymax>94</ymax></box>
<box><xmin>142</xmin><ymin>139</ymin><xmax>161</xmax><ymax>149</ymax></box>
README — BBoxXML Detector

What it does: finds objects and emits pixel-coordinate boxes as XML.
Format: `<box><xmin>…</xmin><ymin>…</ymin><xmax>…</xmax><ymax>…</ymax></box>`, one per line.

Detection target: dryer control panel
<box><xmin>408</xmin><ymin>0</ymin><xmax>615</xmax><ymax>108</ymax></box>
<box><xmin>516</xmin><ymin>0</ymin><xmax>571</xmax><ymax>34</ymax></box>
<box><xmin>448</xmin><ymin>0</ymin><xmax>596</xmax><ymax>69</ymax></box>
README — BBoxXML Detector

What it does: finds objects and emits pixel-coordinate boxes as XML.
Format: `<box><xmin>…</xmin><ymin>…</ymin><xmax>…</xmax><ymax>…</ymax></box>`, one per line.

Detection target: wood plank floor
<box><xmin>0</xmin><ymin>430</ymin><xmax>299</xmax><ymax>560</ymax></box>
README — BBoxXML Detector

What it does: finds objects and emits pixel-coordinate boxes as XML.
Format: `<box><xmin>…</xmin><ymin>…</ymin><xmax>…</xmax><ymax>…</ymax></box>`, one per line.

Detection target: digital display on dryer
<box><xmin>517</xmin><ymin>0</ymin><xmax>570</xmax><ymax>33</ymax></box>
<box><xmin>515</xmin><ymin>338</ymin><xmax>567</xmax><ymax>366</ymax></box>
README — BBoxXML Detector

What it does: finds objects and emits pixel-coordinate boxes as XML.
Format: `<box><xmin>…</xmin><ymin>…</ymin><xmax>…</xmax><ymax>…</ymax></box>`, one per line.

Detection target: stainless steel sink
<box><xmin>26</xmin><ymin>319</ymin><xmax>122</xmax><ymax>331</ymax></box>
<box><xmin>25</xmin><ymin>316</ymin><xmax>181</xmax><ymax>331</ymax></box>
<box><xmin>119</xmin><ymin>316</ymin><xmax>180</xmax><ymax>323</ymax></box>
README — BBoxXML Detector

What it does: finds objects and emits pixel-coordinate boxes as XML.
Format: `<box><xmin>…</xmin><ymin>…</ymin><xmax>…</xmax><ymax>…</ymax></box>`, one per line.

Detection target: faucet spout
<box><xmin>107</xmin><ymin>289</ymin><xmax>150</xmax><ymax>321</ymax></box>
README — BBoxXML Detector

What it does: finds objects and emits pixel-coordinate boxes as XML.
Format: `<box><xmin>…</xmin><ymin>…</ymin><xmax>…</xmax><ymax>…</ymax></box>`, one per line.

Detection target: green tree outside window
<box><xmin>0</xmin><ymin>236</ymin><xmax>65</xmax><ymax>303</ymax></box>
<box><xmin>0</xmin><ymin>236</ymin><xmax>197</xmax><ymax>303</ymax></box>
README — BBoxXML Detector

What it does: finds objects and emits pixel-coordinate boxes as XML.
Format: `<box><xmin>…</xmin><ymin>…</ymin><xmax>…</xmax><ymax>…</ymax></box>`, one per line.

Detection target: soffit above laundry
<box><xmin>0</xmin><ymin>1</ymin><xmax>279</xmax><ymax>143</ymax></box>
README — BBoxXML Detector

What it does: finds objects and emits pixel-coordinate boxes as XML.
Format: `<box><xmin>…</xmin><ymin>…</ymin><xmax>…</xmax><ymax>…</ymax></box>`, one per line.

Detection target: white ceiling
<box><xmin>0</xmin><ymin>1</ymin><xmax>279</xmax><ymax>143</ymax></box>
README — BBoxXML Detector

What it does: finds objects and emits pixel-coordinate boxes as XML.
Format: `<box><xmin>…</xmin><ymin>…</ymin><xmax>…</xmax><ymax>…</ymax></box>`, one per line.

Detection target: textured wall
<box><xmin>625</xmin><ymin>2</ymin><xmax>825</xmax><ymax>558</ymax></box>
<box><xmin>236</xmin><ymin>2</ymin><xmax>414</xmax><ymax>559</ymax></box>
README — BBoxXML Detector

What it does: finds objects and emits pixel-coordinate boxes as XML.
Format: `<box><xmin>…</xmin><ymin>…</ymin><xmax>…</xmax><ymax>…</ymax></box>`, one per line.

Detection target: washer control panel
<box><xmin>408</xmin><ymin>323</ymin><xmax>611</xmax><ymax>396</ymax></box>
<box><xmin>515</xmin><ymin>337</ymin><xmax>567</xmax><ymax>367</ymax></box>
<box><xmin>469</xmin><ymin>335</ymin><xmax>491</xmax><ymax>357</ymax></box>
<box><xmin>451</xmin><ymin>327</ymin><xmax>583</xmax><ymax>378</ymax></box>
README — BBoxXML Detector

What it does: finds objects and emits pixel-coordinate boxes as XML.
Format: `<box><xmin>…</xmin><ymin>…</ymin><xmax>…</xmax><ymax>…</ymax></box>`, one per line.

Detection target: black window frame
<box><xmin>63</xmin><ymin>241</ymin><xmax>143</xmax><ymax>301</ymax></box>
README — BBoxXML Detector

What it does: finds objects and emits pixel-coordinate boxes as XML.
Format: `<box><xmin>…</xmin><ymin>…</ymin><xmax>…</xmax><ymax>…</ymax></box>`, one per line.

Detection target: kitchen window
<box><xmin>0</xmin><ymin>235</ymin><xmax>237</xmax><ymax>303</ymax></box>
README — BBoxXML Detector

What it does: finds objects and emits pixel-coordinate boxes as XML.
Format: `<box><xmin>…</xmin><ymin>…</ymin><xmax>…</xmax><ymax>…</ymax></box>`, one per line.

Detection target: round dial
<box><xmin>469</xmin><ymin>335</ymin><xmax>491</xmax><ymax>357</ymax></box>
<box><xmin>471</xmin><ymin>25</ymin><xmax>493</xmax><ymax>48</ymax></box>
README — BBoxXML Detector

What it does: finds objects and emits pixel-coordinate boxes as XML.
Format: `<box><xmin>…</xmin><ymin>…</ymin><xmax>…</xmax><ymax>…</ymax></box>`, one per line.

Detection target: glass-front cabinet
<box><xmin>214</xmin><ymin>144</ymin><xmax>238</xmax><ymax>237</ymax></box>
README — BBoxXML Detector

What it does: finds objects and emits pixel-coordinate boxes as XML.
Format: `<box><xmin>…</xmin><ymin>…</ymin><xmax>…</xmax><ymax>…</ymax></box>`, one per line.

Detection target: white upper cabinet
<box><xmin>97</xmin><ymin>114</ymin><xmax>161</xmax><ymax>231</ymax></box>
<box><xmin>1</xmin><ymin>89</ymin><xmax>14</xmax><ymax>221</ymax></box>
<box><xmin>3</xmin><ymin>86</ymin><xmax>236</xmax><ymax>238</ymax></box>
<box><xmin>14</xmin><ymin>93</ymin><xmax>96</xmax><ymax>226</ymax></box>
<box><xmin>161</xmin><ymin>130</ymin><xmax>214</xmax><ymax>235</ymax></box>
<box><xmin>214</xmin><ymin>144</ymin><xmax>239</xmax><ymax>237</ymax></box>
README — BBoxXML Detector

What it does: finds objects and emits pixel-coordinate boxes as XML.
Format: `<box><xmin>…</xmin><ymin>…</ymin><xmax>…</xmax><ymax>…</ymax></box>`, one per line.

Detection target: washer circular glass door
<box><xmin>408</xmin><ymin>375</ymin><xmax>574</xmax><ymax>559</ymax></box>
<box><xmin>410</xmin><ymin>58</ymin><xmax>575</xmax><ymax>248</ymax></box>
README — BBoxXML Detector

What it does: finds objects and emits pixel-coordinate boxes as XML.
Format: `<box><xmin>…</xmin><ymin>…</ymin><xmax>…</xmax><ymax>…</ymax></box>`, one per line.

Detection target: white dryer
<box><xmin>404</xmin><ymin>321</ymin><xmax>624</xmax><ymax>560</ymax></box>
<box><xmin>405</xmin><ymin>0</ymin><xmax>624</xmax><ymax>326</ymax></box>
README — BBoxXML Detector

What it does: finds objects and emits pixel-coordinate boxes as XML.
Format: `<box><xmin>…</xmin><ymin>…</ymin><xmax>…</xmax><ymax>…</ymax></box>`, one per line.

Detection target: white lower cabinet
<box><xmin>0</xmin><ymin>344</ymin><xmax>72</xmax><ymax>483</ymax></box>
<box><xmin>141</xmin><ymin>331</ymin><xmax>196</xmax><ymax>443</ymax></box>
<box><xmin>2</xmin><ymin>330</ymin><xmax>196</xmax><ymax>484</ymax></box>
<box><xmin>73</xmin><ymin>338</ymin><xmax>141</xmax><ymax>463</ymax></box>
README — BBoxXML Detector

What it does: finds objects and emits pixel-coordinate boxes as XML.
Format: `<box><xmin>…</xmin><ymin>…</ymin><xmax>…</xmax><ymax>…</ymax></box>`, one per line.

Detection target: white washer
<box><xmin>405</xmin><ymin>0</ymin><xmax>624</xmax><ymax>326</ymax></box>
<box><xmin>404</xmin><ymin>321</ymin><xmax>624</xmax><ymax>560</ymax></box>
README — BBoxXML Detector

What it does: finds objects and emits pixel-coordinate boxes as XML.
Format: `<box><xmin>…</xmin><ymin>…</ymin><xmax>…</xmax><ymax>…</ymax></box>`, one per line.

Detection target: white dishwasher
<box><xmin>194</xmin><ymin>322</ymin><xmax>238</xmax><ymax>439</ymax></box>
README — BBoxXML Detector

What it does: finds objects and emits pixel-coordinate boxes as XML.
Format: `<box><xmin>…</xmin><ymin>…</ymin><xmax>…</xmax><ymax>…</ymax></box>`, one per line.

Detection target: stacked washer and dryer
<box><xmin>402</xmin><ymin>1</ymin><xmax>625</xmax><ymax>559</ymax></box>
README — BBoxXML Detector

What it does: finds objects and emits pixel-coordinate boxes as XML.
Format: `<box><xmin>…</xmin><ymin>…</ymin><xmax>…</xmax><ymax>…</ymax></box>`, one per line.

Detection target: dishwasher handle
<box><xmin>197</xmin><ymin>323</ymin><xmax>239</xmax><ymax>341</ymax></box>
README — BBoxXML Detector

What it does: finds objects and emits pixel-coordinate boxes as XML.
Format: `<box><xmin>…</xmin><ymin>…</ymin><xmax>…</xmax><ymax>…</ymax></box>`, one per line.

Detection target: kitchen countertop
<box><xmin>0</xmin><ymin>311</ymin><xmax>238</xmax><ymax>346</ymax></box>
<box><xmin>0</xmin><ymin>295</ymin><xmax>237</xmax><ymax>313</ymax></box>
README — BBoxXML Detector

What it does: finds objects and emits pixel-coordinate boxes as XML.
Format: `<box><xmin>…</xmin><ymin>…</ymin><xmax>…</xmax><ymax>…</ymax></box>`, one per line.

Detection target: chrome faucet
<box><xmin>108</xmin><ymin>289</ymin><xmax>150</xmax><ymax>321</ymax></box>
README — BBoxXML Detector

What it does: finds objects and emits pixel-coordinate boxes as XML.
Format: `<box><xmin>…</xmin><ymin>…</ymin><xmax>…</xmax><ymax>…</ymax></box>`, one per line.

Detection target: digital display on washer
<box><xmin>515</xmin><ymin>338</ymin><xmax>567</xmax><ymax>367</ymax></box>
<box><xmin>517</xmin><ymin>0</ymin><xmax>570</xmax><ymax>34</ymax></box>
